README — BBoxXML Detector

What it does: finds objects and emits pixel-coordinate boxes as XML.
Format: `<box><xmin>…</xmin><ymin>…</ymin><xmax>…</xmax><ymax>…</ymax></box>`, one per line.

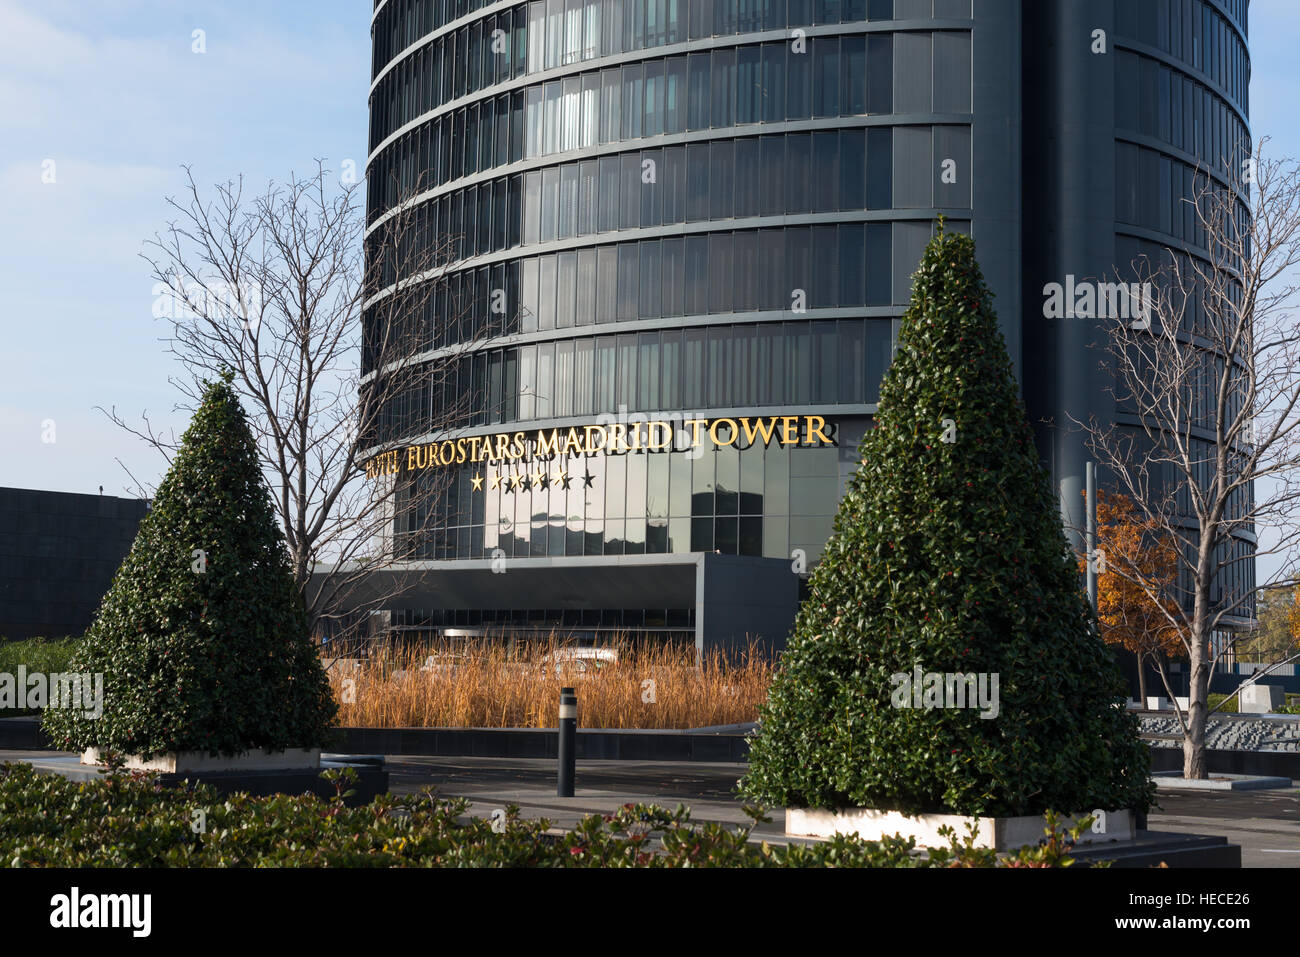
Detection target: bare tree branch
<box><xmin>1072</xmin><ymin>138</ymin><xmax>1300</xmax><ymax>778</ymax></box>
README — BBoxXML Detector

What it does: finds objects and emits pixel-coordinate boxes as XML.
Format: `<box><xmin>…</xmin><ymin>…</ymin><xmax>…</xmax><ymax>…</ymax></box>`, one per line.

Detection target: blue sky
<box><xmin>2</xmin><ymin>0</ymin><xmax>1298</xmax><ymax>509</ymax></box>
<box><xmin>0</xmin><ymin>0</ymin><xmax>369</xmax><ymax>495</ymax></box>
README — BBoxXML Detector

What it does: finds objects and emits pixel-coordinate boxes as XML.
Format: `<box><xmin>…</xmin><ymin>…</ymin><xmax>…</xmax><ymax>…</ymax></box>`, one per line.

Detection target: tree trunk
<box><xmin>1183</xmin><ymin>622</ymin><xmax>1210</xmax><ymax>779</ymax></box>
<box><xmin>1137</xmin><ymin>653</ymin><xmax>1148</xmax><ymax>707</ymax></box>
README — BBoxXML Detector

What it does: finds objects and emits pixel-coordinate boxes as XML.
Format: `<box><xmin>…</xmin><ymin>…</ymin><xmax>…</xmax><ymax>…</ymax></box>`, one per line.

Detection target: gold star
<box><xmin>490</xmin><ymin>472</ymin><xmax>502</xmax><ymax>490</ymax></box>
<box><xmin>555</xmin><ymin>466</ymin><xmax>569</xmax><ymax>488</ymax></box>
<box><xmin>532</xmin><ymin>468</ymin><xmax>547</xmax><ymax>488</ymax></box>
<box><xmin>471</xmin><ymin>473</ymin><xmax>483</xmax><ymax>491</ymax></box>
<box><xmin>508</xmin><ymin>471</ymin><xmax>522</xmax><ymax>490</ymax></box>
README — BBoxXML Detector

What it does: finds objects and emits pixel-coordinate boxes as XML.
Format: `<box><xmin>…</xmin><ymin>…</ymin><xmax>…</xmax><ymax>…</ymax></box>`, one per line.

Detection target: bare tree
<box><xmin>105</xmin><ymin>162</ymin><xmax>485</xmax><ymax>642</ymax></box>
<box><xmin>1077</xmin><ymin>140</ymin><xmax>1300</xmax><ymax>778</ymax></box>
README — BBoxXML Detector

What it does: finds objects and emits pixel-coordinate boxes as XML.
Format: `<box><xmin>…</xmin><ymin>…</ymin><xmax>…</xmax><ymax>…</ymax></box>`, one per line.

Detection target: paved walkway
<box><xmin>384</xmin><ymin>755</ymin><xmax>798</xmax><ymax>838</ymax></box>
<box><xmin>1147</xmin><ymin>786</ymin><xmax>1300</xmax><ymax>867</ymax></box>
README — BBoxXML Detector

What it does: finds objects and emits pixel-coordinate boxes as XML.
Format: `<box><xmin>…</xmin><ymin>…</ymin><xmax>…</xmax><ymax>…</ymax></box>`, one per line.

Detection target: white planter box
<box><xmin>81</xmin><ymin>747</ymin><xmax>321</xmax><ymax>773</ymax></box>
<box><xmin>1240</xmin><ymin>684</ymin><xmax>1286</xmax><ymax>714</ymax></box>
<box><xmin>786</xmin><ymin>806</ymin><xmax>1134</xmax><ymax>851</ymax></box>
<box><xmin>1146</xmin><ymin>696</ymin><xmax>1169</xmax><ymax>710</ymax></box>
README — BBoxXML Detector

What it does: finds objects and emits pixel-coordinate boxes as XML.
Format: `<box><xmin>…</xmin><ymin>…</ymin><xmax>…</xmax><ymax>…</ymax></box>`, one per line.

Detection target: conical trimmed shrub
<box><xmin>44</xmin><ymin>374</ymin><xmax>337</xmax><ymax>758</ymax></box>
<box><xmin>740</xmin><ymin>226</ymin><xmax>1153</xmax><ymax>817</ymax></box>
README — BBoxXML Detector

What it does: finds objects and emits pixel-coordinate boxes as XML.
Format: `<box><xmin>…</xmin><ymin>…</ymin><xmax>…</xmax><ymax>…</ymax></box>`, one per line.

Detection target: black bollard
<box><xmin>557</xmin><ymin>686</ymin><xmax>577</xmax><ymax>797</ymax></box>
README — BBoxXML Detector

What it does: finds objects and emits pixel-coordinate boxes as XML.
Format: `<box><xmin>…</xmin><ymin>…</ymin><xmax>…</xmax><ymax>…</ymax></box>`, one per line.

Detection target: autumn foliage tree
<box><xmin>1084</xmin><ymin>490</ymin><xmax>1183</xmax><ymax>706</ymax></box>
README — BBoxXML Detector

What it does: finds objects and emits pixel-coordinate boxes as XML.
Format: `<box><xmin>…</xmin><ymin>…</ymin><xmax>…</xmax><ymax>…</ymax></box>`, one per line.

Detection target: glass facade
<box><xmin>364</xmin><ymin>0</ymin><xmax>1253</xmax><ymax>634</ymax></box>
<box><xmin>365</xmin><ymin>0</ymin><xmax>977</xmax><ymax>572</ymax></box>
<box><xmin>390</xmin><ymin>418</ymin><xmax>866</xmax><ymax>562</ymax></box>
<box><xmin>1108</xmin><ymin>0</ymin><xmax>1255</xmax><ymax>623</ymax></box>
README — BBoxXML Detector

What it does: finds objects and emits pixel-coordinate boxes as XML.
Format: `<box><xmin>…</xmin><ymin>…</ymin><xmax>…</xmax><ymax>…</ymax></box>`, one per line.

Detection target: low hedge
<box><xmin>0</xmin><ymin>762</ymin><xmax>1090</xmax><ymax>867</ymax></box>
<box><xmin>0</xmin><ymin>638</ymin><xmax>82</xmax><ymax>717</ymax></box>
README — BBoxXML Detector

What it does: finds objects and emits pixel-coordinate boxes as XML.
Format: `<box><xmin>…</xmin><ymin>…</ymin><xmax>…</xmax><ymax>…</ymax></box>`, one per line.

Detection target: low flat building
<box><xmin>0</xmin><ymin>487</ymin><xmax>148</xmax><ymax>641</ymax></box>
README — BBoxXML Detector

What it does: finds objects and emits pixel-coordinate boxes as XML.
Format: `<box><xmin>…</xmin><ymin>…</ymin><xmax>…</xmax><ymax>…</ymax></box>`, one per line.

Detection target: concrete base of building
<box><xmin>309</xmin><ymin>551</ymin><xmax>801</xmax><ymax>658</ymax></box>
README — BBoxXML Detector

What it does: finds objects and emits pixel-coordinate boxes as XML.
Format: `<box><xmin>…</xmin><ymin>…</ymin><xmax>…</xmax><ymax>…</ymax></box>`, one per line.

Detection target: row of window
<box><xmin>1116</xmin><ymin>142</ymin><xmax>1249</xmax><ymax>250</ymax></box>
<box><xmin>398</xmin><ymin>509</ymin><xmax>828</xmax><ymax>559</ymax></box>
<box><xmin>368</xmin><ymin>32</ymin><xmax>971</xmax><ymax>217</ymax></box>
<box><xmin>365</xmin><ymin>221</ymin><xmax>937</xmax><ymax>370</ymax></box>
<box><xmin>374</xmin><ymin>319</ymin><xmax>892</xmax><ymax>442</ymax></box>
<box><xmin>372</xmin><ymin>0</ymin><xmax>966</xmax><ymax>80</ymax></box>
<box><xmin>1115</xmin><ymin>0</ymin><xmax>1248</xmax><ymax>112</ymax></box>
<box><xmin>392</xmin><ymin>433</ymin><xmax>854</xmax><ymax>560</ymax></box>
<box><xmin>1116</xmin><ymin>50</ymin><xmax>1249</xmax><ymax>178</ymax></box>
<box><xmin>367</xmin><ymin>127</ymin><xmax>970</xmax><ymax>291</ymax></box>
<box><xmin>370</xmin><ymin>0</ymin><xmax>953</xmax><ymax>149</ymax></box>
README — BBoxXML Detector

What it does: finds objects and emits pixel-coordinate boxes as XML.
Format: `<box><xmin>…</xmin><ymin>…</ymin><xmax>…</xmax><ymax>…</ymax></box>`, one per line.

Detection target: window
<box><xmin>639</xmin><ymin>240</ymin><xmax>662</xmax><ymax>318</ymax></box>
<box><xmin>786</xmin><ymin>133</ymin><xmax>811</xmax><ymax>213</ymax></box>
<box><xmin>840</xmin><ymin>129</ymin><xmax>866</xmax><ymax>209</ymax></box>
<box><xmin>644</xmin><ymin>59</ymin><xmax>665</xmax><ymax>136</ymax></box>
<box><xmin>734</xmin><ymin>137</ymin><xmax>761</xmax><ymax>219</ymax></box>
<box><xmin>734</xmin><ymin>231</ymin><xmax>757</xmax><ymax>311</ymax></box>
<box><xmin>554</xmin><ymin>340</ymin><xmax>575</xmax><ymax>416</ymax></box>
<box><xmin>813</xmin><ymin>130</ymin><xmax>840</xmax><ymax>212</ymax></box>
<box><xmin>600</xmin><ymin>68</ymin><xmax>621</xmax><ymax>144</ymax></box>
<box><xmin>839</xmin><ymin>224</ymin><xmax>865</xmax><ymax>305</ymax></box>
<box><xmin>867</xmin><ymin>33</ymin><xmax>892</xmax><ymax>113</ymax></box>
<box><xmin>709</xmin><ymin>140</ymin><xmax>734</xmax><ymax>219</ymax></box>
<box><xmin>540</xmin><ymin>166</ymin><xmax>560</xmax><ymax>241</ymax></box>
<box><xmin>737</xmin><ymin>45</ymin><xmax>762</xmax><ymax>124</ymax></box>
<box><xmin>665</xmin><ymin>56</ymin><xmax>687</xmax><ymax>132</ymax></box>
<box><xmin>688</xmin><ymin>52</ymin><xmax>711</xmax><ymax>130</ymax></box>
<box><xmin>662</xmin><ymin>145</ymin><xmax>686</xmax><ymax>223</ymax></box>
<box><xmin>867</xmin><ymin>127</ymin><xmax>892</xmax><ymax>209</ymax></box>
<box><xmin>538</xmin><ymin>254</ymin><xmax>557</xmax><ymax>329</ymax></box>
<box><xmin>641</xmin><ymin>148</ymin><xmax>663</xmax><ymax>226</ymax></box>
<box><xmin>812</xmin><ymin>225</ymin><xmax>839</xmax><ymax>308</ymax></box>
<box><xmin>598</xmin><ymin>155</ymin><xmax>620</xmax><ymax>231</ymax></box>
<box><xmin>559</xmin><ymin>164</ymin><xmax>579</xmax><ymax>238</ymax></box>
<box><xmin>787</xmin><ymin>38</ymin><xmax>812</xmax><ymax>118</ymax></box>
<box><xmin>813</xmin><ymin>37</ymin><xmax>840</xmax><ymax>117</ymax></box>
<box><xmin>574</xmin><ymin>338</ymin><xmax>595</xmax><ymax>414</ymax></box>
<box><xmin>581</xmin><ymin>72</ymin><xmax>601</xmax><ymax>146</ymax></box>
<box><xmin>521</xmin><ymin>257</ymin><xmax>539</xmax><ymax>331</ymax></box>
<box><xmin>620</xmin><ymin>152</ymin><xmax>641</xmax><ymax>229</ymax></box>
<box><xmin>711</xmin><ymin>47</ymin><xmax>736</xmax><ymax>127</ymax></box>
<box><xmin>617</xmin><ymin>243</ymin><xmax>639</xmax><ymax>320</ymax></box>
<box><xmin>662</xmin><ymin>237</ymin><xmax>684</xmax><ymax>316</ymax></box>
<box><xmin>557</xmin><ymin>251</ymin><xmax>577</xmax><ymax>327</ymax></box>
<box><xmin>578</xmin><ymin>160</ymin><xmax>599</xmax><ymax>235</ymax></box>
<box><xmin>621</xmin><ymin>62</ymin><xmax>644</xmax><ymax>139</ymax></box>
<box><xmin>686</xmin><ymin>142</ymin><xmax>710</xmax><ymax>222</ymax></box>
<box><xmin>597</xmin><ymin>244</ymin><xmax>618</xmax><ymax>321</ymax></box>
<box><xmin>761</xmin><ymin>42</ymin><xmax>786</xmax><ymax>123</ymax></box>
<box><xmin>709</xmin><ymin>233</ymin><xmax>734</xmax><ymax>313</ymax></box>
<box><xmin>661</xmin><ymin>329</ymin><xmax>682</xmax><ymax>409</ymax></box>
<box><xmin>685</xmin><ymin>235</ymin><xmax>709</xmax><ymax>316</ymax></box>
<box><xmin>577</xmin><ymin>248</ymin><xmax>598</xmax><ymax>324</ymax></box>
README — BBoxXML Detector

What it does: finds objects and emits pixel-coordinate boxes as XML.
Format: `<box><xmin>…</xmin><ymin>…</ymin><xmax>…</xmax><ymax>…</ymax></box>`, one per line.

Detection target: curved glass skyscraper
<box><xmin>360</xmin><ymin>0</ymin><xmax>1251</xmax><ymax>650</ymax></box>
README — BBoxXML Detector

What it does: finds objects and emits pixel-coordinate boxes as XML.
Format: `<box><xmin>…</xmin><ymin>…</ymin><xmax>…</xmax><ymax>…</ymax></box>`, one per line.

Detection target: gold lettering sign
<box><xmin>363</xmin><ymin>415</ymin><xmax>836</xmax><ymax>480</ymax></box>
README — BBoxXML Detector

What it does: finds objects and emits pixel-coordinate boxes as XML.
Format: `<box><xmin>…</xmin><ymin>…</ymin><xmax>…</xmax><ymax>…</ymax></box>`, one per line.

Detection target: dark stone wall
<box><xmin>0</xmin><ymin>487</ymin><xmax>148</xmax><ymax>640</ymax></box>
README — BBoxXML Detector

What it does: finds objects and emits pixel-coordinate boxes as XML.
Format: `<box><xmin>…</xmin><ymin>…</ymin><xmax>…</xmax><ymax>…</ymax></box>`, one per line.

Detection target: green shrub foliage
<box><xmin>0</xmin><ymin>763</ymin><xmax>1089</xmax><ymax>867</ymax></box>
<box><xmin>741</xmin><ymin>226</ymin><xmax>1153</xmax><ymax>817</ymax></box>
<box><xmin>43</xmin><ymin>375</ymin><xmax>336</xmax><ymax>757</ymax></box>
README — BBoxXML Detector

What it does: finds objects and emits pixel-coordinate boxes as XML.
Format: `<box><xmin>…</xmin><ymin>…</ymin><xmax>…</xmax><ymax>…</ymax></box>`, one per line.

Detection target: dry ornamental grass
<box><xmin>325</xmin><ymin>635</ymin><xmax>773</xmax><ymax>729</ymax></box>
